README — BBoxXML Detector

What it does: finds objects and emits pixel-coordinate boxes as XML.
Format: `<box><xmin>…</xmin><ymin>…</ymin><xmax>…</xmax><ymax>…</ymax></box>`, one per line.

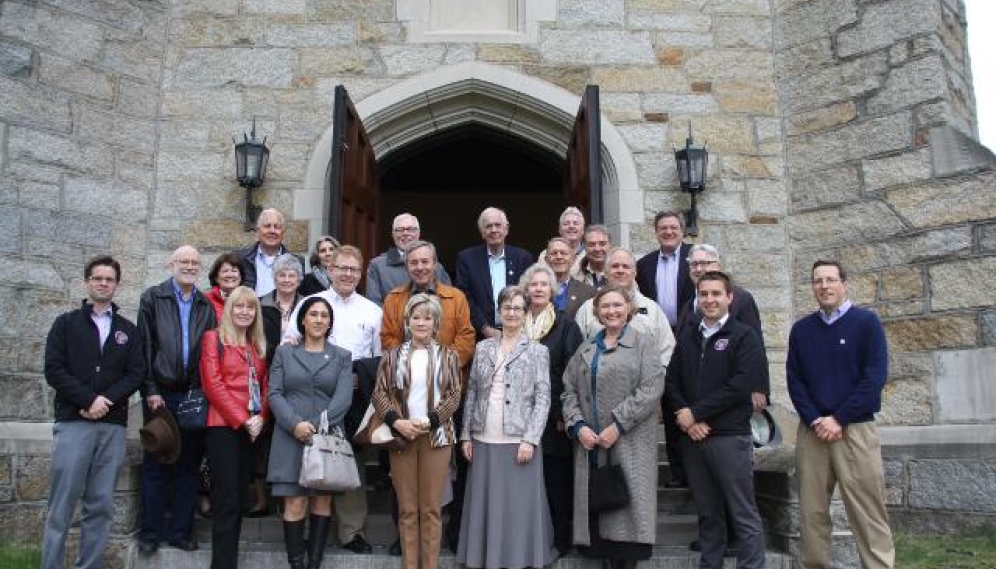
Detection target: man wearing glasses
<box><xmin>137</xmin><ymin>245</ymin><xmax>218</xmax><ymax>554</ymax></box>
<box><xmin>366</xmin><ymin>213</ymin><xmax>451</xmax><ymax>306</ymax></box>
<box><xmin>284</xmin><ymin>245</ymin><xmax>382</xmax><ymax>554</ymax></box>
<box><xmin>787</xmin><ymin>260</ymin><xmax>895</xmax><ymax>569</ymax></box>
<box><xmin>42</xmin><ymin>256</ymin><xmax>144</xmax><ymax>569</ymax></box>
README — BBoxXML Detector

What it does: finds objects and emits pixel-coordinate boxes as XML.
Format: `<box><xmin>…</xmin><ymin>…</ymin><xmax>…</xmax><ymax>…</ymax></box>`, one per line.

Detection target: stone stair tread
<box><xmin>141</xmin><ymin>546</ymin><xmax>795</xmax><ymax>568</ymax></box>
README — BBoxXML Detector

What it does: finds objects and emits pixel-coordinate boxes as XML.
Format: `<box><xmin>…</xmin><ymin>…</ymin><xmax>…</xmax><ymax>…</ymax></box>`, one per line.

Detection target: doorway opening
<box><xmin>379</xmin><ymin>124</ymin><xmax>564</xmax><ymax>271</ymax></box>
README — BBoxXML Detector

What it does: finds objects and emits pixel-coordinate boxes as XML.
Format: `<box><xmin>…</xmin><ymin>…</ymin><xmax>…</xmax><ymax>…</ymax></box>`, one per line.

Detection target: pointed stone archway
<box><xmin>297</xmin><ymin>61</ymin><xmax>642</xmax><ymax>249</ymax></box>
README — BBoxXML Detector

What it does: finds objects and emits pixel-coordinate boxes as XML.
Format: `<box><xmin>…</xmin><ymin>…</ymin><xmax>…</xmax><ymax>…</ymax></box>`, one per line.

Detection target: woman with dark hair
<box><xmin>371</xmin><ymin>293</ymin><xmax>462</xmax><ymax>569</ymax></box>
<box><xmin>519</xmin><ymin>263</ymin><xmax>584</xmax><ymax>557</ymax></box>
<box><xmin>199</xmin><ymin>286</ymin><xmax>270</xmax><ymax>569</ymax></box>
<box><xmin>299</xmin><ymin>236</ymin><xmax>340</xmax><ymax>296</ymax></box>
<box><xmin>457</xmin><ymin>285</ymin><xmax>556</xmax><ymax>569</ymax></box>
<box><xmin>267</xmin><ymin>296</ymin><xmax>353</xmax><ymax>569</ymax></box>
<box><xmin>205</xmin><ymin>252</ymin><xmax>246</xmax><ymax>319</ymax></box>
<box><xmin>562</xmin><ymin>285</ymin><xmax>667</xmax><ymax>569</ymax></box>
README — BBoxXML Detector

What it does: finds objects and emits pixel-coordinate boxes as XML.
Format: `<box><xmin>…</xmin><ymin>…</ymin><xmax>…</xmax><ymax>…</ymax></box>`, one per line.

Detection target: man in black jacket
<box><xmin>138</xmin><ymin>245</ymin><xmax>217</xmax><ymax>554</ymax></box>
<box><xmin>239</xmin><ymin>208</ymin><xmax>303</xmax><ymax>296</ymax></box>
<box><xmin>41</xmin><ymin>255</ymin><xmax>144</xmax><ymax>569</ymax></box>
<box><xmin>665</xmin><ymin>271</ymin><xmax>766</xmax><ymax>569</ymax></box>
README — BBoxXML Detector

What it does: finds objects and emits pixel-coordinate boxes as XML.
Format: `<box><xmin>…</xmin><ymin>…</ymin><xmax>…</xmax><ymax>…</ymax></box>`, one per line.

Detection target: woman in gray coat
<box><xmin>267</xmin><ymin>296</ymin><xmax>352</xmax><ymax>569</ymax></box>
<box><xmin>562</xmin><ymin>285</ymin><xmax>667</xmax><ymax>569</ymax></box>
<box><xmin>458</xmin><ymin>285</ymin><xmax>556</xmax><ymax>569</ymax></box>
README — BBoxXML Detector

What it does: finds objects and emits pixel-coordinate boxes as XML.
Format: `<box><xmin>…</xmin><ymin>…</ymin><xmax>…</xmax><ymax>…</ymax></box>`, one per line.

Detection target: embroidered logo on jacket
<box><xmin>714</xmin><ymin>339</ymin><xmax>729</xmax><ymax>351</ymax></box>
<box><xmin>114</xmin><ymin>331</ymin><xmax>129</xmax><ymax>345</ymax></box>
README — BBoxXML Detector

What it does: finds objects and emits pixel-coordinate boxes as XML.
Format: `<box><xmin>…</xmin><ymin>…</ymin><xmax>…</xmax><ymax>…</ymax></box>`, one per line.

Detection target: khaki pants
<box><xmin>796</xmin><ymin>421</ymin><xmax>895</xmax><ymax>569</ymax></box>
<box><xmin>389</xmin><ymin>436</ymin><xmax>451</xmax><ymax>569</ymax></box>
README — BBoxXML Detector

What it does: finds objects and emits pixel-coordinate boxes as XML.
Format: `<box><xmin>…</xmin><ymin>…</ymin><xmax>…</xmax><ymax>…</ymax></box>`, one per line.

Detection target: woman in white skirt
<box><xmin>458</xmin><ymin>285</ymin><xmax>556</xmax><ymax>569</ymax></box>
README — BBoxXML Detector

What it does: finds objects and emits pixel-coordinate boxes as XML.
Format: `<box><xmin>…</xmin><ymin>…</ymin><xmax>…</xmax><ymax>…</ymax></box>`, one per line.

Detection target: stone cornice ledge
<box><xmin>879</xmin><ymin>424</ymin><xmax>996</xmax><ymax>446</ymax></box>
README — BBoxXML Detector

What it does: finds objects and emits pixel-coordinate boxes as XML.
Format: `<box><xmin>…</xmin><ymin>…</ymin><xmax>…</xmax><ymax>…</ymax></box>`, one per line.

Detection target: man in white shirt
<box><xmin>284</xmin><ymin>245</ymin><xmax>382</xmax><ymax>553</ymax></box>
<box><xmin>575</xmin><ymin>247</ymin><xmax>676</xmax><ymax>368</ymax></box>
<box><xmin>239</xmin><ymin>208</ymin><xmax>303</xmax><ymax>297</ymax></box>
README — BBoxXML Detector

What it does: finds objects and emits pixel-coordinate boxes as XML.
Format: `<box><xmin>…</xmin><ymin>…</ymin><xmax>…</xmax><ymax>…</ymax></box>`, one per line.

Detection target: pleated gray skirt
<box><xmin>457</xmin><ymin>440</ymin><xmax>558</xmax><ymax>569</ymax></box>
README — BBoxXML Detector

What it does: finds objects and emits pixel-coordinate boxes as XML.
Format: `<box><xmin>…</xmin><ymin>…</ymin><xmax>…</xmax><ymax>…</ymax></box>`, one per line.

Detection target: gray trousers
<box><xmin>681</xmin><ymin>434</ymin><xmax>765</xmax><ymax>569</ymax></box>
<box><xmin>42</xmin><ymin>421</ymin><xmax>126</xmax><ymax>569</ymax></box>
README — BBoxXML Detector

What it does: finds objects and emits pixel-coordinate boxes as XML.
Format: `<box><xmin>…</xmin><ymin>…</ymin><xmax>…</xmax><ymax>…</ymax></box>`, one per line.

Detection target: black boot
<box><xmin>282</xmin><ymin>520</ymin><xmax>307</xmax><ymax>569</ymax></box>
<box><xmin>306</xmin><ymin>514</ymin><xmax>332</xmax><ymax>569</ymax></box>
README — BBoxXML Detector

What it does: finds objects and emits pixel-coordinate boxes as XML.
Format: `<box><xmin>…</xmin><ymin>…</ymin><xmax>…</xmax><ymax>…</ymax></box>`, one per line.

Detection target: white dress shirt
<box><xmin>283</xmin><ymin>289</ymin><xmax>383</xmax><ymax>360</ymax></box>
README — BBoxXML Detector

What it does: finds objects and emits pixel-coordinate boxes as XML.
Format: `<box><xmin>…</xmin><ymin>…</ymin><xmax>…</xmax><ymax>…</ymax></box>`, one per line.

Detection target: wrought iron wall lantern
<box><xmin>233</xmin><ymin>118</ymin><xmax>270</xmax><ymax>230</ymax></box>
<box><xmin>673</xmin><ymin>125</ymin><xmax>708</xmax><ymax>236</ymax></box>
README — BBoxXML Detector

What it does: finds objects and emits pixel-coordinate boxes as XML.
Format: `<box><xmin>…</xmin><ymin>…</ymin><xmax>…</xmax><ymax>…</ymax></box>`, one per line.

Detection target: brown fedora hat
<box><xmin>140</xmin><ymin>406</ymin><xmax>181</xmax><ymax>464</ymax></box>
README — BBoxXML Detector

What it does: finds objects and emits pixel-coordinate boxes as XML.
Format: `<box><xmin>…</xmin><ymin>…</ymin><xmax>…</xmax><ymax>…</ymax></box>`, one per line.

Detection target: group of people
<box><xmin>41</xmin><ymin>204</ymin><xmax>897</xmax><ymax>569</ymax></box>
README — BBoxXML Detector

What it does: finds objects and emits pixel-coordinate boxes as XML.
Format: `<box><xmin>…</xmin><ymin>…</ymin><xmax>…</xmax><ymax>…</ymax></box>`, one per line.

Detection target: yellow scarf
<box><xmin>523</xmin><ymin>303</ymin><xmax>556</xmax><ymax>341</ymax></box>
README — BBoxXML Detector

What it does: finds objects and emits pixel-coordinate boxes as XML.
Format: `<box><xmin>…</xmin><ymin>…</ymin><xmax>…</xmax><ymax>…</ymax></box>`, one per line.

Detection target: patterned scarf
<box><xmin>311</xmin><ymin>265</ymin><xmax>332</xmax><ymax>290</ymax></box>
<box><xmin>523</xmin><ymin>303</ymin><xmax>557</xmax><ymax>341</ymax></box>
<box><xmin>394</xmin><ymin>340</ymin><xmax>448</xmax><ymax>446</ymax></box>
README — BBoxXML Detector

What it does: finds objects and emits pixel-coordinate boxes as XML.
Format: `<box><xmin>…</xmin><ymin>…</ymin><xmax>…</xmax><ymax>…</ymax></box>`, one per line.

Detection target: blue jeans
<box><xmin>140</xmin><ymin>392</ymin><xmax>205</xmax><ymax>543</ymax></box>
<box><xmin>42</xmin><ymin>421</ymin><xmax>125</xmax><ymax>569</ymax></box>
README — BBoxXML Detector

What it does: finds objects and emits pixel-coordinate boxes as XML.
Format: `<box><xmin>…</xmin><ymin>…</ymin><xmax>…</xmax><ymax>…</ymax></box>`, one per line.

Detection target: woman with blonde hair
<box><xmin>372</xmin><ymin>293</ymin><xmax>462</xmax><ymax>569</ymax></box>
<box><xmin>200</xmin><ymin>285</ymin><xmax>270</xmax><ymax>569</ymax></box>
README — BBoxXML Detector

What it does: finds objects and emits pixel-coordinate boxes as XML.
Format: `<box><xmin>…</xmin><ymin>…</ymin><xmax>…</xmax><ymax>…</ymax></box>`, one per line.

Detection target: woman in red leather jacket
<box><xmin>200</xmin><ymin>285</ymin><xmax>270</xmax><ymax>569</ymax></box>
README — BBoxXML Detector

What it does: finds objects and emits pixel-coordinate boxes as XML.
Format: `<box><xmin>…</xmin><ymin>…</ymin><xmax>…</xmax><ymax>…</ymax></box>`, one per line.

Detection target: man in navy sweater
<box><xmin>665</xmin><ymin>271</ymin><xmax>766</xmax><ymax>569</ymax></box>
<box><xmin>42</xmin><ymin>255</ymin><xmax>144</xmax><ymax>569</ymax></box>
<box><xmin>787</xmin><ymin>260</ymin><xmax>895</xmax><ymax>569</ymax></box>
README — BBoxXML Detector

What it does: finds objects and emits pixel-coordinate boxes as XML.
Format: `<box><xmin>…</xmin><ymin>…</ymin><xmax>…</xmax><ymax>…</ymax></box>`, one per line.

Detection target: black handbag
<box><xmin>175</xmin><ymin>387</ymin><xmax>208</xmax><ymax>430</ymax></box>
<box><xmin>175</xmin><ymin>336</ymin><xmax>224</xmax><ymax>430</ymax></box>
<box><xmin>588</xmin><ymin>448</ymin><xmax>630</xmax><ymax>513</ymax></box>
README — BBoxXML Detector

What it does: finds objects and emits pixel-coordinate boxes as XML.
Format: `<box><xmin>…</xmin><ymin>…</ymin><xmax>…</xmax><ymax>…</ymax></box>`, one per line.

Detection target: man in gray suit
<box><xmin>365</xmin><ymin>213</ymin><xmax>450</xmax><ymax>305</ymax></box>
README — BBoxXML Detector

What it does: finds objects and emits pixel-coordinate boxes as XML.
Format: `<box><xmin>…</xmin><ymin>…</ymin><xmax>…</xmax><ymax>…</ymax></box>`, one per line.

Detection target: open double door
<box><xmin>327</xmin><ymin>84</ymin><xmax>602</xmax><ymax>267</ymax></box>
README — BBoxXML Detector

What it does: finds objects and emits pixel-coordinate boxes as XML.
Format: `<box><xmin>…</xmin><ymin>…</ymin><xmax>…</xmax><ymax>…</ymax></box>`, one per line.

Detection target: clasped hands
<box><xmin>577</xmin><ymin>423</ymin><xmax>620</xmax><ymax>451</ymax></box>
<box><xmin>79</xmin><ymin>395</ymin><xmax>113</xmax><ymax>420</ymax></box>
<box><xmin>811</xmin><ymin>416</ymin><xmax>843</xmax><ymax>442</ymax></box>
<box><xmin>244</xmin><ymin>415</ymin><xmax>265</xmax><ymax>442</ymax></box>
<box><xmin>675</xmin><ymin>408</ymin><xmax>711</xmax><ymax>442</ymax></box>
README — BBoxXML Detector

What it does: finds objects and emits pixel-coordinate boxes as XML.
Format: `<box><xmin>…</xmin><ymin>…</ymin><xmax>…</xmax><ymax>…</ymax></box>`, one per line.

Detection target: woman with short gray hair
<box><xmin>457</xmin><ymin>285</ymin><xmax>557</xmax><ymax>569</ymax></box>
<box><xmin>518</xmin><ymin>263</ymin><xmax>584</xmax><ymax>556</ymax></box>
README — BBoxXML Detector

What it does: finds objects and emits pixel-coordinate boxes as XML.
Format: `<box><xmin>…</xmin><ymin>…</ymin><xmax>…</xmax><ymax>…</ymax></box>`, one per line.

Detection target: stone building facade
<box><xmin>0</xmin><ymin>0</ymin><xmax>993</xmax><ymax>563</ymax></box>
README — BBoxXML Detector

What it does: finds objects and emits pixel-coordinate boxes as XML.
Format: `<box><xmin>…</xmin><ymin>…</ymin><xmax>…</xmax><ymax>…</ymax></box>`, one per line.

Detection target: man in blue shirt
<box><xmin>454</xmin><ymin>207</ymin><xmax>534</xmax><ymax>340</ymax></box>
<box><xmin>137</xmin><ymin>245</ymin><xmax>217</xmax><ymax>554</ymax></box>
<box><xmin>787</xmin><ymin>260</ymin><xmax>895</xmax><ymax>569</ymax></box>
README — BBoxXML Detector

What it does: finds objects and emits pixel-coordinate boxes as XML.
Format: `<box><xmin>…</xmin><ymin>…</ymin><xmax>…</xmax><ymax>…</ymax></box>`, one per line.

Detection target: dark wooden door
<box><xmin>563</xmin><ymin>85</ymin><xmax>602</xmax><ymax>223</ymax></box>
<box><xmin>328</xmin><ymin>85</ymin><xmax>380</xmax><ymax>267</ymax></box>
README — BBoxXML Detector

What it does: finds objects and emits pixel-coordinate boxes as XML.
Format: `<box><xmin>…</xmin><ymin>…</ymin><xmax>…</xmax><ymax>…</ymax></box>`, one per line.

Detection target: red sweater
<box><xmin>199</xmin><ymin>329</ymin><xmax>270</xmax><ymax>429</ymax></box>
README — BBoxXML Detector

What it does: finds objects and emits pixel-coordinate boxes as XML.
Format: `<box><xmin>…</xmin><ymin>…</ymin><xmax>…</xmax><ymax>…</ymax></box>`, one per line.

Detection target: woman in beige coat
<box><xmin>562</xmin><ymin>285</ymin><xmax>667</xmax><ymax>569</ymax></box>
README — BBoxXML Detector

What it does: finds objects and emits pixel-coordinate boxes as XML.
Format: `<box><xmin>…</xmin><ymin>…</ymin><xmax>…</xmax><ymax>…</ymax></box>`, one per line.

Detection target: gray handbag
<box><xmin>298</xmin><ymin>410</ymin><xmax>361</xmax><ymax>492</ymax></box>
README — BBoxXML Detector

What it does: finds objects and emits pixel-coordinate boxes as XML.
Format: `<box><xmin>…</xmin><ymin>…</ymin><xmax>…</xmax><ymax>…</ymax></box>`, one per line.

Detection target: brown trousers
<box><xmin>796</xmin><ymin>421</ymin><xmax>895</xmax><ymax>569</ymax></box>
<box><xmin>389</xmin><ymin>435</ymin><xmax>451</xmax><ymax>569</ymax></box>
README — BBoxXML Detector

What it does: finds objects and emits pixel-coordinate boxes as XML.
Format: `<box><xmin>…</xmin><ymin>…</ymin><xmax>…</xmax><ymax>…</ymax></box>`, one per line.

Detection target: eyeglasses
<box><xmin>333</xmin><ymin>265</ymin><xmax>361</xmax><ymax>274</ymax></box>
<box><xmin>688</xmin><ymin>260</ymin><xmax>718</xmax><ymax>268</ymax></box>
<box><xmin>87</xmin><ymin>276</ymin><xmax>117</xmax><ymax>284</ymax></box>
<box><xmin>500</xmin><ymin>305</ymin><xmax>525</xmax><ymax>314</ymax></box>
<box><xmin>811</xmin><ymin>277</ymin><xmax>842</xmax><ymax>286</ymax></box>
<box><xmin>393</xmin><ymin>226</ymin><xmax>419</xmax><ymax>234</ymax></box>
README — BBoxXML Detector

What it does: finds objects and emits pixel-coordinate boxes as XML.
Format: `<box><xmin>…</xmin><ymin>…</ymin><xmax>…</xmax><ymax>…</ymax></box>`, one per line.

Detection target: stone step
<box><xmin>193</xmin><ymin>513</ymin><xmax>701</xmax><ymax>548</ymax></box>
<box><xmin>141</xmin><ymin>545</ymin><xmax>794</xmax><ymax>569</ymax></box>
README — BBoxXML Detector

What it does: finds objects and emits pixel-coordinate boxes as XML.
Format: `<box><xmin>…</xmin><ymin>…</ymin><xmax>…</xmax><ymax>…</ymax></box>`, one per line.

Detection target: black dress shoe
<box><xmin>168</xmin><ymin>538</ymin><xmax>199</xmax><ymax>551</ymax></box>
<box><xmin>138</xmin><ymin>539</ymin><xmax>159</xmax><ymax>555</ymax></box>
<box><xmin>342</xmin><ymin>535</ymin><xmax>372</xmax><ymax>554</ymax></box>
<box><xmin>389</xmin><ymin>539</ymin><xmax>402</xmax><ymax>556</ymax></box>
